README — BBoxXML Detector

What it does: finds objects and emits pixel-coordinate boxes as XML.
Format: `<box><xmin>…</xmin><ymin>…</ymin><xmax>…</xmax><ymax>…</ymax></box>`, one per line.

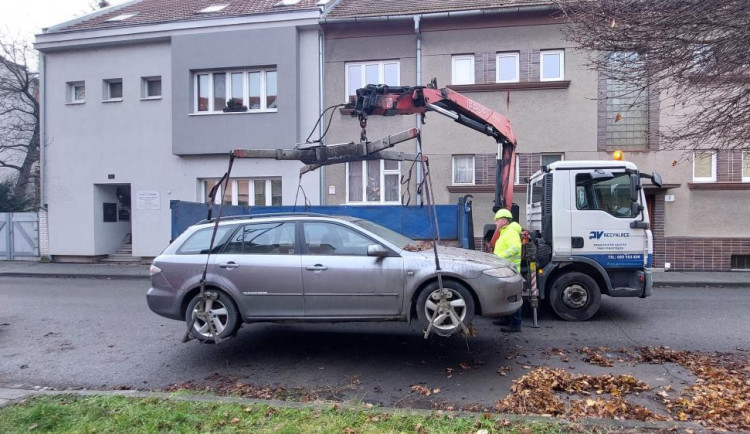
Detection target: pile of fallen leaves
<box><xmin>639</xmin><ymin>346</ymin><xmax>750</xmax><ymax>431</ymax></box>
<box><xmin>495</xmin><ymin>367</ymin><xmax>661</xmax><ymax>421</ymax></box>
<box><xmin>162</xmin><ymin>373</ymin><xmax>356</xmax><ymax>402</ymax></box>
<box><xmin>577</xmin><ymin>347</ymin><xmax>636</xmax><ymax>367</ymax></box>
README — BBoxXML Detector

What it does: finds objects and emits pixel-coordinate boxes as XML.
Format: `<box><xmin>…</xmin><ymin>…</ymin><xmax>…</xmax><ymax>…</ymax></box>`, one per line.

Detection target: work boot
<box><xmin>500</xmin><ymin>325</ymin><xmax>522</xmax><ymax>333</ymax></box>
<box><xmin>492</xmin><ymin>318</ymin><xmax>510</xmax><ymax>326</ymax></box>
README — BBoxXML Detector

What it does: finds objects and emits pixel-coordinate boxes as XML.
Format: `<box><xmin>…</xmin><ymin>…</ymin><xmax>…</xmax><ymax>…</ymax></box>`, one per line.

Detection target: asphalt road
<box><xmin>0</xmin><ymin>276</ymin><xmax>748</xmax><ymax>411</ymax></box>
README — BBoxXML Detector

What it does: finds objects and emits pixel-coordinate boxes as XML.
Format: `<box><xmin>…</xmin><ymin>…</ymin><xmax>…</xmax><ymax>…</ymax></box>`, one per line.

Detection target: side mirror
<box><xmin>629</xmin><ymin>173</ymin><xmax>640</xmax><ymax>202</ymax></box>
<box><xmin>367</xmin><ymin>244</ymin><xmax>389</xmax><ymax>257</ymax></box>
<box><xmin>631</xmin><ymin>202</ymin><xmax>642</xmax><ymax>217</ymax></box>
<box><xmin>651</xmin><ymin>172</ymin><xmax>663</xmax><ymax>188</ymax></box>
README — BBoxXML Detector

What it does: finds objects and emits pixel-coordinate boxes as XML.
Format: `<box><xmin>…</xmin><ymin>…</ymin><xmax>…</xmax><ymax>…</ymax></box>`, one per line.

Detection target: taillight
<box><xmin>149</xmin><ymin>264</ymin><xmax>162</xmax><ymax>276</ymax></box>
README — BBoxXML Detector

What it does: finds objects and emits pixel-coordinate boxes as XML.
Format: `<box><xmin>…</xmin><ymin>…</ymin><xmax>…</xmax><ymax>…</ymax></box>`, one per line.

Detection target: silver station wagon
<box><xmin>147</xmin><ymin>213</ymin><xmax>523</xmax><ymax>343</ymax></box>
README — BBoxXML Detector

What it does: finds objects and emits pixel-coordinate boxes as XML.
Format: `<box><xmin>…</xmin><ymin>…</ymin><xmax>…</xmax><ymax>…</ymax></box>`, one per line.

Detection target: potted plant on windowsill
<box><xmin>223</xmin><ymin>98</ymin><xmax>248</xmax><ymax>113</ymax></box>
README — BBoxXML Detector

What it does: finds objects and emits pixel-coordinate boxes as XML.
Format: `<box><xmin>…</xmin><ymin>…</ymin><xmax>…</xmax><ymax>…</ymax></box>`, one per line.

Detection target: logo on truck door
<box><xmin>589</xmin><ymin>231</ymin><xmax>630</xmax><ymax>240</ymax></box>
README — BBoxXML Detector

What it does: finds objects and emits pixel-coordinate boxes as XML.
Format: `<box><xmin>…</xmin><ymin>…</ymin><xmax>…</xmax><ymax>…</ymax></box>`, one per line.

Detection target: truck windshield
<box><xmin>575</xmin><ymin>172</ymin><xmax>636</xmax><ymax>218</ymax></box>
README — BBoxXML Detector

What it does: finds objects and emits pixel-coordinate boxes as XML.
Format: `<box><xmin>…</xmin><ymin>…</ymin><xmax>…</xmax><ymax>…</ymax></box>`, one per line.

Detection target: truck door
<box><xmin>569</xmin><ymin>170</ymin><xmax>648</xmax><ymax>269</ymax></box>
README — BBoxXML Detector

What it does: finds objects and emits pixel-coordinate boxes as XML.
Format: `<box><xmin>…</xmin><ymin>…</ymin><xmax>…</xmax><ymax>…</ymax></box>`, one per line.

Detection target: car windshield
<box><xmin>350</xmin><ymin>219</ymin><xmax>414</xmax><ymax>249</ymax></box>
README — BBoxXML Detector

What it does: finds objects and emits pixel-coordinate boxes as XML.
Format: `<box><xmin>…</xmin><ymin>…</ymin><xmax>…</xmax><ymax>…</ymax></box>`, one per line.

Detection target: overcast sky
<box><xmin>2</xmin><ymin>0</ymin><xmax>130</xmax><ymax>39</ymax></box>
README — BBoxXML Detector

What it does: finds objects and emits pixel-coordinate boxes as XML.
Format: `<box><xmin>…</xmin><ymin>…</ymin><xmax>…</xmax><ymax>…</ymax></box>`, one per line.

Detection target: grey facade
<box><xmin>36</xmin><ymin>7</ymin><xmax>322</xmax><ymax>259</ymax></box>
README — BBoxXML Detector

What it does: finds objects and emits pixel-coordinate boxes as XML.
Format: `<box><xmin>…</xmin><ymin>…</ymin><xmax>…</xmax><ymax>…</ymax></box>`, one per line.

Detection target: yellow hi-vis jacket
<box><xmin>493</xmin><ymin>221</ymin><xmax>522</xmax><ymax>272</ymax></box>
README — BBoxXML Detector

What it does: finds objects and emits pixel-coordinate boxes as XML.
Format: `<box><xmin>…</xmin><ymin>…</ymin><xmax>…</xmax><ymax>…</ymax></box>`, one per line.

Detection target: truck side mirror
<box><xmin>631</xmin><ymin>202</ymin><xmax>642</xmax><ymax>217</ymax></box>
<box><xmin>629</xmin><ymin>174</ymin><xmax>640</xmax><ymax>202</ymax></box>
<box><xmin>651</xmin><ymin>172</ymin><xmax>663</xmax><ymax>188</ymax></box>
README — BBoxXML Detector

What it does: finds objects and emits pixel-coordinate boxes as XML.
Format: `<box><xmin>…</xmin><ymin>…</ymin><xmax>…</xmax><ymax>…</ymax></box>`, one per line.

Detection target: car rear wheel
<box><xmin>416</xmin><ymin>281</ymin><xmax>475</xmax><ymax>337</ymax></box>
<box><xmin>549</xmin><ymin>272</ymin><xmax>601</xmax><ymax>321</ymax></box>
<box><xmin>185</xmin><ymin>291</ymin><xmax>240</xmax><ymax>343</ymax></box>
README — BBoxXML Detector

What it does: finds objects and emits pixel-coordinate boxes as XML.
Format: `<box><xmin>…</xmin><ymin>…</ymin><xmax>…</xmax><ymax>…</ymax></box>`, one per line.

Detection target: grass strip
<box><xmin>0</xmin><ymin>394</ymin><xmax>576</xmax><ymax>433</ymax></box>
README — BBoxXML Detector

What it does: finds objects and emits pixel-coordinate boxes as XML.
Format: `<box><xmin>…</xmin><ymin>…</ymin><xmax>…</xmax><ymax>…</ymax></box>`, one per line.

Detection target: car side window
<box><xmin>177</xmin><ymin>226</ymin><xmax>234</xmax><ymax>255</ymax></box>
<box><xmin>303</xmin><ymin>222</ymin><xmax>373</xmax><ymax>256</ymax></box>
<box><xmin>224</xmin><ymin>222</ymin><xmax>296</xmax><ymax>254</ymax></box>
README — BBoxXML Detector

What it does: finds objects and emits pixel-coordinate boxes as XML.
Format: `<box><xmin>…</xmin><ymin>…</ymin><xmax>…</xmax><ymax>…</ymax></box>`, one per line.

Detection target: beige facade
<box><xmin>321</xmin><ymin>9</ymin><xmax>750</xmax><ymax>271</ymax></box>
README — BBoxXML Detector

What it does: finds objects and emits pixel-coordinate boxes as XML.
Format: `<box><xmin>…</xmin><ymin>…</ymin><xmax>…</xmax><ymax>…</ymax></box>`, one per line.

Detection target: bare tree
<box><xmin>0</xmin><ymin>34</ymin><xmax>39</xmax><ymax>210</ymax></box>
<box><xmin>556</xmin><ymin>0</ymin><xmax>750</xmax><ymax>152</ymax></box>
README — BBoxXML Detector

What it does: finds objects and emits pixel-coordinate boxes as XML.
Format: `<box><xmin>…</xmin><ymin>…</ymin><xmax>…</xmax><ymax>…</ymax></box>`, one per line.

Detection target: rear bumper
<box><xmin>146</xmin><ymin>285</ymin><xmax>184</xmax><ymax>320</ymax></box>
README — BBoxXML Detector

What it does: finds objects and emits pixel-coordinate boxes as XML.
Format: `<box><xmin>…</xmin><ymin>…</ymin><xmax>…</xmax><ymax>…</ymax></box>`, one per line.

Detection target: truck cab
<box><xmin>526</xmin><ymin>160</ymin><xmax>659</xmax><ymax>321</ymax></box>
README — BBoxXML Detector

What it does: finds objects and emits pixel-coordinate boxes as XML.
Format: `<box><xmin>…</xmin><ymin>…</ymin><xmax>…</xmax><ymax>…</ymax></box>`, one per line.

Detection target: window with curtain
<box><xmin>452</xmin><ymin>155</ymin><xmax>475</xmax><ymax>184</ymax></box>
<box><xmin>347</xmin><ymin>160</ymin><xmax>400</xmax><ymax>203</ymax></box>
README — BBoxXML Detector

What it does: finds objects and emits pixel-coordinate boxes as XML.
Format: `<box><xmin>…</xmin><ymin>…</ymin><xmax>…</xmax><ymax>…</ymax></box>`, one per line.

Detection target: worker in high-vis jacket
<box><xmin>491</xmin><ymin>208</ymin><xmax>523</xmax><ymax>332</ymax></box>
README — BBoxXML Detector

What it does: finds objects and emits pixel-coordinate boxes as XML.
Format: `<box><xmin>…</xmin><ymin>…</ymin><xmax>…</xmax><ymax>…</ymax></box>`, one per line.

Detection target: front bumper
<box><xmin>475</xmin><ymin>272</ymin><xmax>524</xmax><ymax>317</ymax></box>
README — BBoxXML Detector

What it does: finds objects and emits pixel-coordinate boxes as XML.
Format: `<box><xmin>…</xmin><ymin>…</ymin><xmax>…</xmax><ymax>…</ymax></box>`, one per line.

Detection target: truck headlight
<box><xmin>482</xmin><ymin>267</ymin><xmax>517</xmax><ymax>278</ymax></box>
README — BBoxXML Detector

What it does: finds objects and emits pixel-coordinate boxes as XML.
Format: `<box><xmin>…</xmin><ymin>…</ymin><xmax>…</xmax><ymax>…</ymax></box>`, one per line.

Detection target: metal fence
<box><xmin>0</xmin><ymin>212</ymin><xmax>40</xmax><ymax>260</ymax></box>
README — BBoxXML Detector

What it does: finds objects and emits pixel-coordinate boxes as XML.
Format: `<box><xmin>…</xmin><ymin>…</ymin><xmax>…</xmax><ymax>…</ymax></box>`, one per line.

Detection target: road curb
<box><xmin>0</xmin><ymin>273</ymin><xmax>149</xmax><ymax>280</ymax></box>
<box><xmin>653</xmin><ymin>281</ymin><xmax>749</xmax><ymax>288</ymax></box>
<box><xmin>0</xmin><ymin>387</ymin><xmax>706</xmax><ymax>432</ymax></box>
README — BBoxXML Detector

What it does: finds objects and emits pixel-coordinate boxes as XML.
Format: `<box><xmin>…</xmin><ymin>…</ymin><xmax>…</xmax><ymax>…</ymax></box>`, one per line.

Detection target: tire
<box><xmin>416</xmin><ymin>280</ymin><xmax>475</xmax><ymax>337</ymax></box>
<box><xmin>549</xmin><ymin>272</ymin><xmax>601</xmax><ymax>321</ymax></box>
<box><xmin>185</xmin><ymin>291</ymin><xmax>240</xmax><ymax>343</ymax></box>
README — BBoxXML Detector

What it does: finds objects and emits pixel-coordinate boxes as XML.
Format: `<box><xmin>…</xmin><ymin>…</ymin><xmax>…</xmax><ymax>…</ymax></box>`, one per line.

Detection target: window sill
<box><xmin>190</xmin><ymin>109</ymin><xmax>278</xmax><ymax>116</ymax></box>
<box><xmin>447</xmin><ymin>81</ymin><xmax>571</xmax><ymax>93</ymax></box>
<box><xmin>66</xmin><ymin>101</ymin><xmax>85</xmax><ymax>105</ymax></box>
<box><xmin>140</xmin><ymin>96</ymin><xmax>162</xmax><ymax>101</ymax></box>
<box><xmin>688</xmin><ymin>182</ymin><xmax>750</xmax><ymax>190</ymax></box>
<box><xmin>103</xmin><ymin>98</ymin><xmax>123</xmax><ymax>103</ymax></box>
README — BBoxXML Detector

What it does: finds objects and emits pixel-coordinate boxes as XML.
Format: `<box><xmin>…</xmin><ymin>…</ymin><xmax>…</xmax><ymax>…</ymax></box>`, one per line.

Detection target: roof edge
<box><xmin>321</xmin><ymin>4</ymin><xmax>559</xmax><ymax>23</ymax></box>
<box><xmin>43</xmin><ymin>0</ymin><xmax>143</xmax><ymax>34</ymax></box>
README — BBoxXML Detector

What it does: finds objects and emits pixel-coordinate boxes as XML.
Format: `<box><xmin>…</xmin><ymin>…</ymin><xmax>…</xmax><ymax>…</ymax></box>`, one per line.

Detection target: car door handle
<box><xmin>305</xmin><ymin>264</ymin><xmax>328</xmax><ymax>271</ymax></box>
<box><xmin>219</xmin><ymin>261</ymin><xmax>239</xmax><ymax>269</ymax></box>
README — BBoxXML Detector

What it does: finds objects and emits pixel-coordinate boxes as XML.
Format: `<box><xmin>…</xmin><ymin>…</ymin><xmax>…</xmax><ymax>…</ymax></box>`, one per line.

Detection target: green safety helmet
<box><xmin>494</xmin><ymin>208</ymin><xmax>513</xmax><ymax>221</ymax></box>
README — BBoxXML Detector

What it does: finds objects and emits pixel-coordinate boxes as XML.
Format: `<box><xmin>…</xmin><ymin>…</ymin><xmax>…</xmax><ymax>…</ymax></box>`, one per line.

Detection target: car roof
<box><xmin>194</xmin><ymin>212</ymin><xmax>358</xmax><ymax>228</ymax></box>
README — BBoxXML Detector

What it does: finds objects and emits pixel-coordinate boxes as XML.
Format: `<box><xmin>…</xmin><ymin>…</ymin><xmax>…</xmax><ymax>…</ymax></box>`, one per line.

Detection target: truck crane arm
<box><xmin>347</xmin><ymin>81</ymin><xmax>518</xmax><ymax>211</ymax></box>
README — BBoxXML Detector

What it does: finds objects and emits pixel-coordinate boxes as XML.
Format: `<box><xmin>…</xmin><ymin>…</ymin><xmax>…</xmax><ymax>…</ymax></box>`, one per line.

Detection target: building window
<box><xmin>345</xmin><ymin>61</ymin><xmax>399</xmax><ymax>102</ymax></box>
<box><xmin>692</xmin><ymin>151</ymin><xmax>716</xmax><ymax>182</ymax></box>
<box><xmin>540</xmin><ymin>49</ymin><xmax>564</xmax><ymax>81</ymax></box>
<box><xmin>141</xmin><ymin>76</ymin><xmax>162</xmax><ymax>99</ymax></box>
<box><xmin>541</xmin><ymin>153</ymin><xmax>563</xmax><ymax>167</ymax></box>
<box><xmin>452</xmin><ymin>155</ymin><xmax>474</xmax><ymax>185</ymax></box>
<box><xmin>604</xmin><ymin>52</ymin><xmax>649</xmax><ymax>150</ymax></box>
<box><xmin>193</xmin><ymin>69</ymin><xmax>277</xmax><ymax>113</ymax></box>
<box><xmin>103</xmin><ymin>78</ymin><xmax>123</xmax><ymax>101</ymax></box>
<box><xmin>203</xmin><ymin>178</ymin><xmax>282</xmax><ymax>206</ymax></box>
<box><xmin>347</xmin><ymin>160</ymin><xmax>400</xmax><ymax>203</ymax></box>
<box><xmin>452</xmin><ymin>55</ymin><xmax>475</xmax><ymax>85</ymax></box>
<box><xmin>496</xmin><ymin>52</ymin><xmax>519</xmax><ymax>83</ymax></box>
<box><xmin>743</xmin><ymin>151</ymin><xmax>750</xmax><ymax>182</ymax></box>
<box><xmin>67</xmin><ymin>81</ymin><xmax>85</xmax><ymax>103</ymax></box>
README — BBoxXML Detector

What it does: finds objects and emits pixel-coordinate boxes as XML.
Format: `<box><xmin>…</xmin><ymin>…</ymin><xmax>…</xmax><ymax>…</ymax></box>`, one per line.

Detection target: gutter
<box><xmin>414</xmin><ymin>16</ymin><xmax>423</xmax><ymax>205</ymax></box>
<box><xmin>320</xmin><ymin>5</ymin><xmax>559</xmax><ymax>24</ymax></box>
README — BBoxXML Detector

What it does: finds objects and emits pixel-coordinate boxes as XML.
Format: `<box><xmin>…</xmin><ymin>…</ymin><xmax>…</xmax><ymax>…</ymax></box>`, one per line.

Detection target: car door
<box><xmin>301</xmin><ymin>221</ymin><xmax>404</xmax><ymax>317</ymax></box>
<box><xmin>213</xmin><ymin>221</ymin><xmax>304</xmax><ymax>318</ymax></box>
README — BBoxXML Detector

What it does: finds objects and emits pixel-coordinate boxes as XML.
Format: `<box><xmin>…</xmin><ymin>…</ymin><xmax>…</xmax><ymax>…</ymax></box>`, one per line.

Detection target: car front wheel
<box><xmin>185</xmin><ymin>291</ymin><xmax>240</xmax><ymax>343</ymax></box>
<box><xmin>416</xmin><ymin>281</ymin><xmax>475</xmax><ymax>337</ymax></box>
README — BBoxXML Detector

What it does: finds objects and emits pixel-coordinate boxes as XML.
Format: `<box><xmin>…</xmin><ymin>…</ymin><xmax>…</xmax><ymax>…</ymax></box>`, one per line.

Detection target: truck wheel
<box><xmin>185</xmin><ymin>291</ymin><xmax>240</xmax><ymax>343</ymax></box>
<box><xmin>549</xmin><ymin>272</ymin><xmax>601</xmax><ymax>321</ymax></box>
<box><xmin>416</xmin><ymin>281</ymin><xmax>475</xmax><ymax>337</ymax></box>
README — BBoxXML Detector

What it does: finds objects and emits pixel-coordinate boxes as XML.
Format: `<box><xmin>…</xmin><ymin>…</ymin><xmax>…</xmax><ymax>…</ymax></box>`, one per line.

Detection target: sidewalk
<box><xmin>0</xmin><ymin>260</ymin><xmax>748</xmax><ymax>287</ymax></box>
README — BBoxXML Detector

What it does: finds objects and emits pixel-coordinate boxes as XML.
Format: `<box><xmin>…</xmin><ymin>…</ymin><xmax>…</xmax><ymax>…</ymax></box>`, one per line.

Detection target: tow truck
<box><xmin>222</xmin><ymin>79</ymin><xmax>662</xmax><ymax>334</ymax></box>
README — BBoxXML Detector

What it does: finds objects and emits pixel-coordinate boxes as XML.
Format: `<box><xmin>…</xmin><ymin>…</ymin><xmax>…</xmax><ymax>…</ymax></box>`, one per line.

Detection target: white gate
<box><xmin>0</xmin><ymin>212</ymin><xmax>40</xmax><ymax>260</ymax></box>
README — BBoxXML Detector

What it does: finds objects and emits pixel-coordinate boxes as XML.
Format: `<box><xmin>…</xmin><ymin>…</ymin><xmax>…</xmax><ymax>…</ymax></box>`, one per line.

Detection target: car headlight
<box><xmin>482</xmin><ymin>267</ymin><xmax>517</xmax><ymax>278</ymax></box>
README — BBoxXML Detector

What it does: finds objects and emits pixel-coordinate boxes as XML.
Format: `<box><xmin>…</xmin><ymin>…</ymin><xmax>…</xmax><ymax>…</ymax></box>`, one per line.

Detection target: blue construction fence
<box><xmin>170</xmin><ymin>197</ymin><xmax>476</xmax><ymax>249</ymax></box>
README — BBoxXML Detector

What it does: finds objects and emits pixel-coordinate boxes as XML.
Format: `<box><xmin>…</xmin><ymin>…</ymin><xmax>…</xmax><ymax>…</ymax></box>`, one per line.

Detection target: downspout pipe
<box><xmin>318</xmin><ymin>28</ymin><xmax>326</xmax><ymax>205</ymax></box>
<box><xmin>39</xmin><ymin>51</ymin><xmax>46</xmax><ymax>210</ymax></box>
<box><xmin>414</xmin><ymin>15</ymin><xmax>423</xmax><ymax>206</ymax></box>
